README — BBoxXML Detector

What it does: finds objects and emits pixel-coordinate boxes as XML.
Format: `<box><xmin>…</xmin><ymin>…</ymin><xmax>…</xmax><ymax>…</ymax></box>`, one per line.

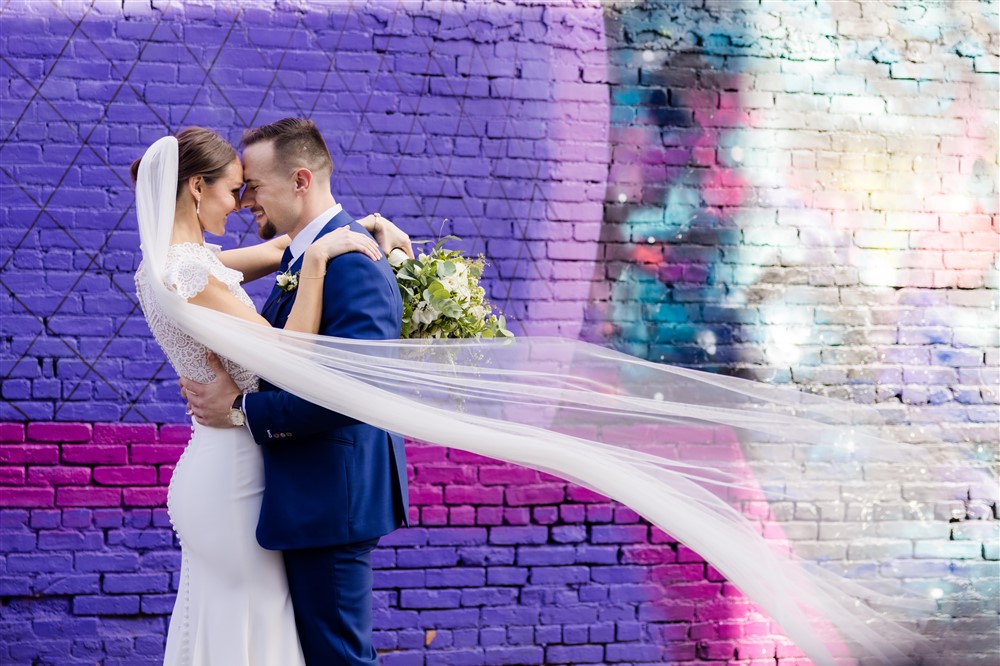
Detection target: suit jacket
<box><xmin>245</xmin><ymin>210</ymin><xmax>410</xmax><ymax>550</ymax></box>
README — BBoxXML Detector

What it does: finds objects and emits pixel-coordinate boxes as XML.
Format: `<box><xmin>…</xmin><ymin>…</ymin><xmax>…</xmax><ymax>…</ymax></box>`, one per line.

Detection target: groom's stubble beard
<box><xmin>258</xmin><ymin>220</ymin><xmax>277</xmax><ymax>240</ymax></box>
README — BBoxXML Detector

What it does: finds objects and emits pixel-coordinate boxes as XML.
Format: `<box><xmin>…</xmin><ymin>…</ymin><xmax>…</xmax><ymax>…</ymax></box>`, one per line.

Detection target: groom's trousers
<box><xmin>283</xmin><ymin>537</ymin><xmax>381</xmax><ymax>666</ymax></box>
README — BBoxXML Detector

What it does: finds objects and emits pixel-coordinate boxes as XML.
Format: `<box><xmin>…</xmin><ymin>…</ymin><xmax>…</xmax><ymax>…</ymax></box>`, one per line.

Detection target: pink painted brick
<box><xmin>27</xmin><ymin>466</ymin><xmax>92</xmax><ymax>486</ymax></box>
<box><xmin>159</xmin><ymin>466</ymin><xmax>173</xmax><ymax>485</ymax></box>
<box><xmin>27</xmin><ymin>422</ymin><xmax>91</xmax><ymax>442</ymax></box>
<box><xmin>0</xmin><ymin>487</ymin><xmax>54</xmax><ymax>507</ymax></box>
<box><xmin>447</xmin><ymin>450</ymin><xmax>498</xmax><ymax>465</ymax></box>
<box><xmin>419</xmin><ymin>505</ymin><xmax>449</xmax><ymax>525</ymax></box>
<box><xmin>93</xmin><ymin>466</ymin><xmax>157</xmax><ymax>486</ymax></box>
<box><xmin>158</xmin><ymin>424</ymin><xmax>192</xmax><ymax>443</ymax></box>
<box><xmin>61</xmin><ymin>445</ymin><xmax>128</xmax><ymax>465</ymax></box>
<box><xmin>93</xmin><ymin>423</ymin><xmax>157</xmax><ymax>445</ymax></box>
<box><xmin>402</xmin><ymin>442</ymin><xmax>447</xmax><ymax>462</ymax></box>
<box><xmin>448</xmin><ymin>505</ymin><xmax>476</xmax><ymax>525</ymax></box>
<box><xmin>565</xmin><ymin>486</ymin><xmax>608</xmax><ymax>503</ymax></box>
<box><xmin>130</xmin><ymin>444</ymin><xmax>184</xmax><ymax>464</ymax></box>
<box><xmin>650</xmin><ymin>526</ymin><xmax>678</xmax><ymax>544</ymax></box>
<box><xmin>0</xmin><ymin>445</ymin><xmax>59</xmax><ymax>464</ymax></box>
<box><xmin>0</xmin><ymin>466</ymin><xmax>25</xmax><ymax>484</ymax></box>
<box><xmin>414</xmin><ymin>464</ymin><xmax>477</xmax><ymax>484</ymax></box>
<box><xmin>409</xmin><ymin>486</ymin><xmax>443</xmax><ymax>505</ymax></box>
<box><xmin>699</xmin><ymin>640</ymin><xmax>738</xmax><ymax>660</ymax></box>
<box><xmin>476</xmin><ymin>506</ymin><xmax>504</xmax><ymax>525</ymax></box>
<box><xmin>56</xmin><ymin>487</ymin><xmax>121</xmax><ymax>507</ymax></box>
<box><xmin>622</xmin><ymin>545</ymin><xmax>676</xmax><ymax>565</ymax></box>
<box><xmin>506</xmin><ymin>485</ymin><xmax>565</xmax><ymax>506</ymax></box>
<box><xmin>122</xmin><ymin>487</ymin><xmax>168</xmax><ymax>507</ymax></box>
<box><xmin>651</xmin><ymin>564</ymin><xmax>707</xmax><ymax>583</ymax></box>
<box><xmin>443</xmin><ymin>485</ymin><xmax>503</xmax><ymax>505</ymax></box>
<box><xmin>478</xmin><ymin>466</ymin><xmax>540</xmax><ymax>485</ymax></box>
<box><xmin>677</xmin><ymin>545</ymin><xmax>706</xmax><ymax>563</ymax></box>
<box><xmin>0</xmin><ymin>424</ymin><xmax>25</xmax><ymax>442</ymax></box>
<box><xmin>503</xmin><ymin>508</ymin><xmax>531</xmax><ymax>525</ymax></box>
<box><xmin>736</xmin><ymin>640</ymin><xmax>776</xmax><ymax>659</ymax></box>
<box><xmin>697</xmin><ymin>598</ymin><xmax>749</xmax><ymax>620</ymax></box>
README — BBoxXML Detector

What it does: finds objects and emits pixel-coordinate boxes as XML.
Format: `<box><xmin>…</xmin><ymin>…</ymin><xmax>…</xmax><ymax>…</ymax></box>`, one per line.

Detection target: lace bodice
<box><xmin>135</xmin><ymin>243</ymin><xmax>259</xmax><ymax>393</ymax></box>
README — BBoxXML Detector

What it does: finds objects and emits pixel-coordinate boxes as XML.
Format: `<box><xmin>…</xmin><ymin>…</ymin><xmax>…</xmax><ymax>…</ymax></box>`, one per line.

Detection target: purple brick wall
<box><xmin>1</xmin><ymin>1</ymin><xmax>998</xmax><ymax>664</ymax></box>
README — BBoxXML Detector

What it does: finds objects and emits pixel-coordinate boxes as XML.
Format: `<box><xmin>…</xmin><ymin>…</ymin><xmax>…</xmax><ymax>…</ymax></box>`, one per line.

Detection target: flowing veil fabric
<box><xmin>137</xmin><ymin>136</ymin><xmax>950</xmax><ymax>665</ymax></box>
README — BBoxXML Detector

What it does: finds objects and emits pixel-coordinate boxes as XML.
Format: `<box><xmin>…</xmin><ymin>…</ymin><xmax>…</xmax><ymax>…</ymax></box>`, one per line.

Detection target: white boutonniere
<box><xmin>275</xmin><ymin>268</ymin><xmax>299</xmax><ymax>293</ymax></box>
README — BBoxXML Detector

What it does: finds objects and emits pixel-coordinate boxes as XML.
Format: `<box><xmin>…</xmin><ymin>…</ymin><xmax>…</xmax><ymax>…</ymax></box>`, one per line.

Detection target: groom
<box><xmin>181</xmin><ymin>118</ymin><xmax>409</xmax><ymax>665</ymax></box>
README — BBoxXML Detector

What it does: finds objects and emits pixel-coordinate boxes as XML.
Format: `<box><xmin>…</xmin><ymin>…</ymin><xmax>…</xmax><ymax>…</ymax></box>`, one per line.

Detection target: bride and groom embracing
<box><xmin>133</xmin><ymin>118</ymin><xmax>413</xmax><ymax>665</ymax></box>
<box><xmin>133</xmin><ymin>117</ymin><xmax>938</xmax><ymax>666</ymax></box>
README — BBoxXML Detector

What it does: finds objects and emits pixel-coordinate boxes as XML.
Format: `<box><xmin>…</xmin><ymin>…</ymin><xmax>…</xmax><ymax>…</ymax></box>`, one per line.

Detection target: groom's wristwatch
<box><xmin>228</xmin><ymin>394</ymin><xmax>246</xmax><ymax>428</ymax></box>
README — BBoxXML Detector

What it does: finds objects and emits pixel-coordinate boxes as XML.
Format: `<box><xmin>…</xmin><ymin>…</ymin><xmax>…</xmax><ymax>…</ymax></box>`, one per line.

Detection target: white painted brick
<box><xmin>830</xmin><ymin>95</ymin><xmax>887</xmax><ymax>115</ymax></box>
<box><xmin>848</xmin><ymin>540</ymin><xmax>912</xmax><ymax>559</ymax></box>
<box><xmin>913</xmin><ymin>540</ymin><xmax>982</xmax><ymax>559</ymax></box>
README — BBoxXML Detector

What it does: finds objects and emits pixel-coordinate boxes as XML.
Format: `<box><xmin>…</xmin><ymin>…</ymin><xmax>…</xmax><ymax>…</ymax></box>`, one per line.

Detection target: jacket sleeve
<box><xmin>244</xmin><ymin>251</ymin><xmax>398</xmax><ymax>445</ymax></box>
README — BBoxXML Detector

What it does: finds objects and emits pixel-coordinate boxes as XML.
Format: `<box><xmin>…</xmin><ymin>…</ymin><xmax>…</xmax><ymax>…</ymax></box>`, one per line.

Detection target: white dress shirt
<box><xmin>287</xmin><ymin>202</ymin><xmax>344</xmax><ymax>265</ymax></box>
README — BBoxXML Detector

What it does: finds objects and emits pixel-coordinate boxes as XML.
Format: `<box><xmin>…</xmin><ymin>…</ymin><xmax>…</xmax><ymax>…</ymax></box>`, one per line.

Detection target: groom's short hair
<box><xmin>242</xmin><ymin>118</ymin><xmax>333</xmax><ymax>177</ymax></box>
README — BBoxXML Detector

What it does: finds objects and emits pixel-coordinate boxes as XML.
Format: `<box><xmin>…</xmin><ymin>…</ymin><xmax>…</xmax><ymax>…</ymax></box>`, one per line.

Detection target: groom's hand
<box><xmin>179</xmin><ymin>352</ymin><xmax>241</xmax><ymax>428</ymax></box>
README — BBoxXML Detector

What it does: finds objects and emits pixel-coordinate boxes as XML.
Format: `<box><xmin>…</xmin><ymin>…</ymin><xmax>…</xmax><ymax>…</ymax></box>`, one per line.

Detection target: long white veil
<box><xmin>136</xmin><ymin>135</ymin><xmax>948</xmax><ymax>665</ymax></box>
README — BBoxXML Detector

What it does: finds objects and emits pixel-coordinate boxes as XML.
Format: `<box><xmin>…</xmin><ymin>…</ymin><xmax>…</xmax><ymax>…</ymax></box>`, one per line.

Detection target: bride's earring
<box><xmin>196</xmin><ymin>199</ymin><xmax>201</xmax><ymax>215</ymax></box>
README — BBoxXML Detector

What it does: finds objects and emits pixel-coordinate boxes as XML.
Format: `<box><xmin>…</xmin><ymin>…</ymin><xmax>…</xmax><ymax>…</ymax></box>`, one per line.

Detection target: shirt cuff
<box><xmin>241</xmin><ymin>394</ymin><xmax>251</xmax><ymax>431</ymax></box>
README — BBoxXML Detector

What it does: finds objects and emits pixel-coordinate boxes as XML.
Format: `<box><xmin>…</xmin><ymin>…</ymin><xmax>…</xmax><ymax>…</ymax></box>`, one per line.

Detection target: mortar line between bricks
<box><xmin>0</xmin><ymin>9</ymin><xmax>168</xmax><ymax>276</ymax></box>
<box><xmin>0</xmin><ymin>54</ymin><xmax>137</xmax><ymax>192</ymax></box>
<box><xmin>0</xmin><ymin>199</ymin><xmax>140</xmax><ymax>386</ymax></box>
<box><xmin>0</xmin><ymin>0</ymin><xmax>95</xmax><ymax>151</ymax></box>
<box><xmin>370</xmin><ymin>0</ymin><xmax>494</xmax><ymax>250</ymax></box>
<box><xmin>304</xmin><ymin>0</ymin><xmax>354</xmax><ymax>120</ymax></box>
<box><xmin>319</xmin><ymin>4</ymin><xmax>414</xmax><ymax>216</ymax></box>
<box><xmin>49</xmin><ymin>1</ymin><xmax>173</xmax><ymax>133</ymax></box>
<box><xmin>52</xmin><ymin>298</ymin><xmax>151</xmax><ymax>421</ymax></box>
<box><xmin>1</xmin><ymin>283</ymin><xmax>152</xmax><ymax>422</ymax></box>
<box><xmin>168</xmin><ymin>5</ymin><xmax>249</xmax><ymax>130</ymax></box>
<box><xmin>244</xmin><ymin>13</ymin><xmax>309</xmax><ymax>131</ymax></box>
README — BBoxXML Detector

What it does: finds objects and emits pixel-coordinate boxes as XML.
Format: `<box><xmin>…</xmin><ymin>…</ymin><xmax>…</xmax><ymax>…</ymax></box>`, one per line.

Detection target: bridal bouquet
<box><xmin>389</xmin><ymin>236</ymin><xmax>513</xmax><ymax>339</ymax></box>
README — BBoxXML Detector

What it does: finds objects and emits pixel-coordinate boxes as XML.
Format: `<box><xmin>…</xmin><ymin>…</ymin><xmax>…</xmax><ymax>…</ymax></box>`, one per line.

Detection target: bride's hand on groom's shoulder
<box><xmin>360</xmin><ymin>213</ymin><xmax>414</xmax><ymax>260</ymax></box>
<box><xmin>308</xmin><ymin>226</ymin><xmax>382</xmax><ymax>264</ymax></box>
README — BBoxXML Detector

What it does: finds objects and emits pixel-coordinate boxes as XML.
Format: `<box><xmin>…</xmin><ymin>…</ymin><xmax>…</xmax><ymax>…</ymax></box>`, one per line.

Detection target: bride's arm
<box><xmin>358</xmin><ymin>213</ymin><xmax>414</xmax><ymax>259</ymax></box>
<box><xmin>216</xmin><ymin>235</ymin><xmax>291</xmax><ymax>284</ymax></box>
<box><xmin>189</xmin><ymin>228</ymin><xmax>382</xmax><ymax>334</ymax></box>
<box><xmin>216</xmin><ymin>213</ymin><xmax>411</xmax><ymax>284</ymax></box>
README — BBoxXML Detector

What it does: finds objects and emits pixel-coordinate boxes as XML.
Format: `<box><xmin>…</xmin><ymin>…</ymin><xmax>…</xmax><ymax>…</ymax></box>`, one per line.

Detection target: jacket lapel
<box><xmin>261</xmin><ymin>247</ymin><xmax>293</xmax><ymax>323</ymax></box>
<box><xmin>261</xmin><ymin>211</ymin><xmax>355</xmax><ymax>325</ymax></box>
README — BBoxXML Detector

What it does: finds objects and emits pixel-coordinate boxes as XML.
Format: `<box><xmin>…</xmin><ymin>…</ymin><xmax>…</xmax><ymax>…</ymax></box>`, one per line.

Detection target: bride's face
<box><xmin>197</xmin><ymin>158</ymin><xmax>243</xmax><ymax>236</ymax></box>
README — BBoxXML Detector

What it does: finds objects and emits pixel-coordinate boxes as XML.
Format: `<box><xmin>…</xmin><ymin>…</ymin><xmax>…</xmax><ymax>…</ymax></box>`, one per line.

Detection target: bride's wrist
<box><xmin>300</xmin><ymin>253</ymin><xmax>327</xmax><ymax>279</ymax></box>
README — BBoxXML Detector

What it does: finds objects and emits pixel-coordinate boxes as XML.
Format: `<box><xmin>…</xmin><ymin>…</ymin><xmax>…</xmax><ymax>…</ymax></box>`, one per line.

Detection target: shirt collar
<box><xmin>288</xmin><ymin>202</ymin><xmax>344</xmax><ymax>263</ymax></box>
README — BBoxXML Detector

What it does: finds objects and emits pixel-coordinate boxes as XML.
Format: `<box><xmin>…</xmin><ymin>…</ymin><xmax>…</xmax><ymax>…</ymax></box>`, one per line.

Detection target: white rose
<box><xmin>388</xmin><ymin>248</ymin><xmax>408</xmax><ymax>268</ymax></box>
<box><xmin>411</xmin><ymin>301</ymin><xmax>441</xmax><ymax>326</ymax></box>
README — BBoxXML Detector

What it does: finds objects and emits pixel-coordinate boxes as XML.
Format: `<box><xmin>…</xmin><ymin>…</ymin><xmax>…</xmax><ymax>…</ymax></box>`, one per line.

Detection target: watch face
<box><xmin>229</xmin><ymin>409</ymin><xmax>245</xmax><ymax>427</ymax></box>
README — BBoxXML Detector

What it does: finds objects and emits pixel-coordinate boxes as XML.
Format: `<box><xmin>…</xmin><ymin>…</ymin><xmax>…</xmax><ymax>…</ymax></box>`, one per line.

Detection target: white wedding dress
<box><xmin>135</xmin><ymin>242</ymin><xmax>305</xmax><ymax>666</ymax></box>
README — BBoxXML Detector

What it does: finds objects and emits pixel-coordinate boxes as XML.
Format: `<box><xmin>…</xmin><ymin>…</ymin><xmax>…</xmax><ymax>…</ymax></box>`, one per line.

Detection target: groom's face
<box><xmin>240</xmin><ymin>140</ymin><xmax>297</xmax><ymax>240</ymax></box>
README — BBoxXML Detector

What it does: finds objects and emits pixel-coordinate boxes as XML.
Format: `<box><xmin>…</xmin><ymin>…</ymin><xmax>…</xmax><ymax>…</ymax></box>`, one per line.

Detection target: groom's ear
<box><xmin>292</xmin><ymin>168</ymin><xmax>313</xmax><ymax>194</ymax></box>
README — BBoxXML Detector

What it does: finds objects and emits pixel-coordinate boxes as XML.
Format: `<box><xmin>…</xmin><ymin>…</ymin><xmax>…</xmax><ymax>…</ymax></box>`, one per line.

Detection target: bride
<box><xmin>135</xmin><ymin>130</ymin><xmax>949</xmax><ymax>666</ymax></box>
<box><xmin>132</xmin><ymin>127</ymin><xmax>411</xmax><ymax>665</ymax></box>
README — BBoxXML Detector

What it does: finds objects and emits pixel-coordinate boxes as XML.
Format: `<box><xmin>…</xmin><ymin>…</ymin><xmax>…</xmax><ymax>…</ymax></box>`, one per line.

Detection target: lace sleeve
<box><xmin>162</xmin><ymin>244</ymin><xmax>246</xmax><ymax>300</ymax></box>
<box><xmin>163</xmin><ymin>253</ymin><xmax>213</xmax><ymax>300</ymax></box>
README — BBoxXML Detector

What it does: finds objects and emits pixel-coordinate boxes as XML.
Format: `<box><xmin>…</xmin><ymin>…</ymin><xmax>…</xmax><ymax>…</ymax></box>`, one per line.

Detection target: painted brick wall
<box><xmin>1</xmin><ymin>1</ymin><xmax>998</xmax><ymax>664</ymax></box>
<box><xmin>2</xmin><ymin>422</ymin><xmax>802</xmax><ymax>665</ymax></box>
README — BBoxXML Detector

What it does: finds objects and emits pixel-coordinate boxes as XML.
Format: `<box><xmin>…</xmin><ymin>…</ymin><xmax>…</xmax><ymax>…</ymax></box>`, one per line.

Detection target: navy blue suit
<box><xmin>244</xmin><ymin>210</ymin><xmax>409</xmax><ymax>665</ymax></box>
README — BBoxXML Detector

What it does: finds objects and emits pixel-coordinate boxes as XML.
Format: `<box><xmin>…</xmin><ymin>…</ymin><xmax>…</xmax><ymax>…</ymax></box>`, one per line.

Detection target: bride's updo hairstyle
<box><xmin>130</xmin><ymin>127</ymin><xmax>237</xmax><ymax>198</ymax></box>
<box><xmin>241</xmin><ymin>117</ymin><xmax>333</xmax><ymax>178</ymax></box>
